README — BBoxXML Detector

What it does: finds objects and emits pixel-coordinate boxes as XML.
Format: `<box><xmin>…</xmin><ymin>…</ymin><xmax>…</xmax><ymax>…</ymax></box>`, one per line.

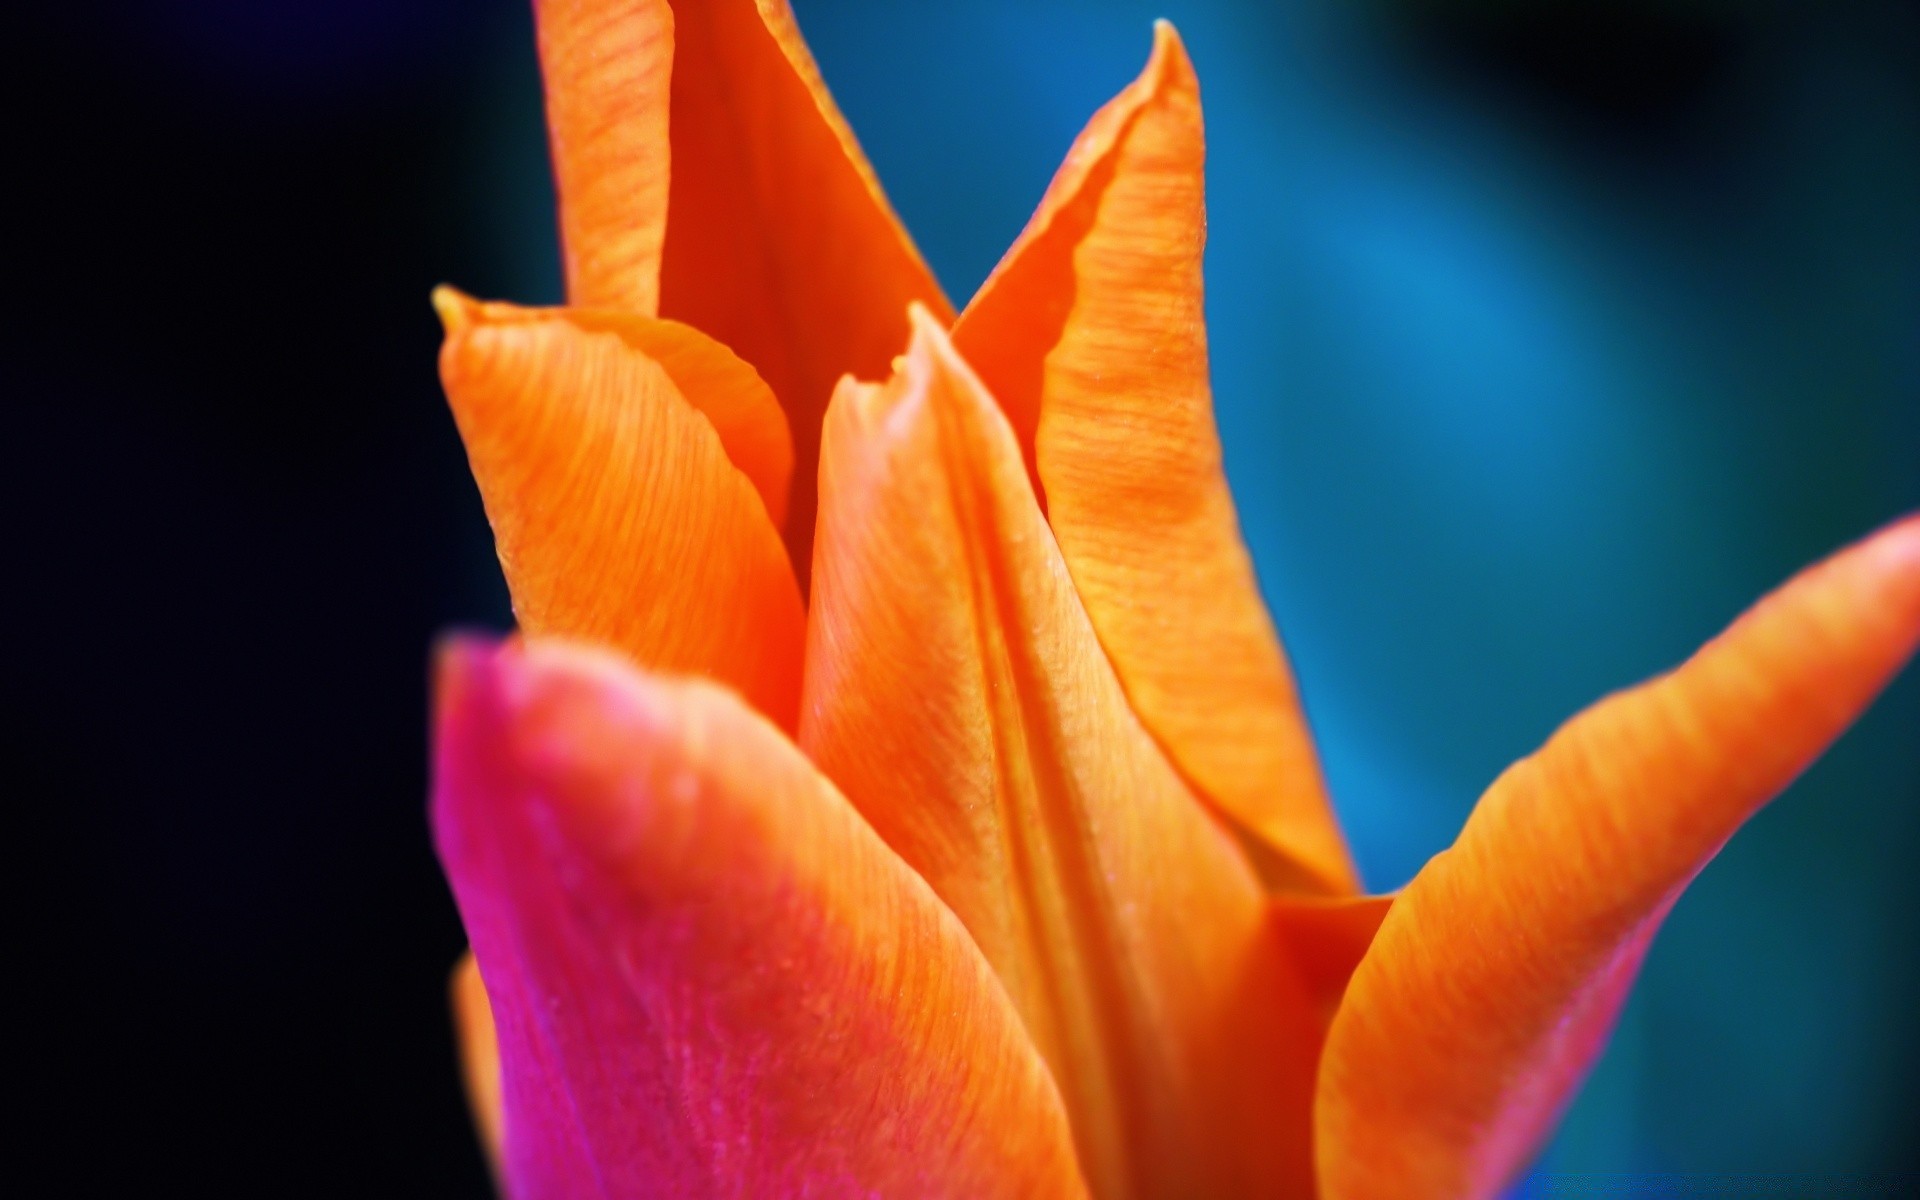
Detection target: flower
<box><xmin>429</xmin><ymin>2</ymin><xmax>1920</xmax><ymax>1197</ymax></box>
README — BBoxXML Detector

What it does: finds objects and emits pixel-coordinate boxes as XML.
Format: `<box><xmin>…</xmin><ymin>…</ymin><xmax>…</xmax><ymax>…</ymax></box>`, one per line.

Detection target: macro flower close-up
<box><xmin>29</xmin><ymin>0</ymin><xmax>1920</xmax><ymax>1196</ymax></box>
<box><xmin>422</xmin><ymin>2</ymin><xmax>1920</xmax><ymax>1198</ymax></box>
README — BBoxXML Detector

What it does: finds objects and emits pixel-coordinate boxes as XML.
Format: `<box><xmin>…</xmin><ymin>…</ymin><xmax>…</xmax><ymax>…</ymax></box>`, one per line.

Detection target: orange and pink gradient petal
<box><xmin>434</xmin><ymin>638</ymin><xmax>1091</xmax><ymax>1199</ymax></box>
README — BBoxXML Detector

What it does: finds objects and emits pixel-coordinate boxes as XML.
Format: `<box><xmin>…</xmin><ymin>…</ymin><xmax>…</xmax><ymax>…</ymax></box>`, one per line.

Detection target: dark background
<box><xmin>11</xmin><ymin>0</ymin><xmax>1917</xmax><ymax>1193</ymax></box>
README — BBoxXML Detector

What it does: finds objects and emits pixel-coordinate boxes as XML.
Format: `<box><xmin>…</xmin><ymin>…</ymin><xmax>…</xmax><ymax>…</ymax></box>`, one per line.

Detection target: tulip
<box><xmin>430</xmin><ymin>2</ymin><xmax>1920</xmax><ymax>1196</ymax></box>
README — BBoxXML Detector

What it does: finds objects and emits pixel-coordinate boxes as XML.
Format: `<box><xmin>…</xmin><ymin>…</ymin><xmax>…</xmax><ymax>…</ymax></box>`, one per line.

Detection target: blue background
<box><xmin>13</xmin><ymin>0</ymin><xmax>1914</xmax><ymax>1190</ymax></box>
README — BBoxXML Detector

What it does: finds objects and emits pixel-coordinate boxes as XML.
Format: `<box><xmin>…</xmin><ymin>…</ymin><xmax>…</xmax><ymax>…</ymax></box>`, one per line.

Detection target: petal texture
<box><xmin>658</xmin><ymin>0</ymin><xmax>951</xmax><ymax>571</ymax></box>
<box><xmin>1317</xmin><ymin>515</ymin><xmax>1920</xmax><ymax>1200</ymax></box>
<box><xmin>435</xmin><ymin>290</ymin><xmax>803</xmax><ymax>726</ymax></box>
<box><xmin>952</xmin><ymin>25</ymin><xmax>1354</xmax><ymax>895</ymax></box>
<box><xmin>434</xmin><ymin>637</ymin><xmax>1090</xmax><ymax>1200</ymax></box>
<box><xmin>529</xmin><ymin>303</ymin><xmax>794</xmax><ymax>527</ymax></box>
<box><xmin>533</xmin><ymin>0</ymin><xmax>673</xmax><ymax>312</ymax></box>
<box><xmin>802</xmin><ymin>310</ymin><xmax>1323</xmax><ymax>1200</ymax></box>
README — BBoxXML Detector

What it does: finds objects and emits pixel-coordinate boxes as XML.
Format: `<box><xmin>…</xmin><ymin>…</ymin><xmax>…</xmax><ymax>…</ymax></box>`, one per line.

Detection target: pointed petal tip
<box><xmin>904</xmin><ymin>301</ymin><xmax>968</xmax><ymax>378</ymax></box>
<box><xmin>911</xmin><ymin>300</ymin><xmax>987</xmax><ymax>373</ymax></box>
<box><xmin>1783</xmin><ymin>509</ymin><xmax>1920</xmax><ymax>656</ymax></box>
<box><xmin>1145</xmin><ymin>18</ymin><xmax>1196</xmax><ymax>90</ymax></box>
<box><xmin>906</xmin><ymin>298</ymin><xmax>948</xmax><ymax>340</ymax></box>
<box><xmin>1868</xmin><ymin>509</ymin><xmax>1920</xmax><ymax>570</ymax></box>
<box><xmin>1834</xmin><ymin>511</ymin><xmax>1920</xmax><ymax>638</ymax></box>
<box><xmin>836</xmin><ymin>302</ymin><xmax>975</xmax><ymax>433</ymax></box>
<box><xmin>894</xmin><ymin>302</ymin><xmax>945</xmax><ymax>382</ymax></box>
<box><xmin>432</xmin><ymin>285</ymin><xmax>478</xmax><ymax>335</ymax></box>
<box><xmin>432</xmin><ymin>288</ymin><xmax>549</xmax><ymax>345</ymax></box>
<box><xmin>1839</xmin><ymin>510</ymin><xmax>1920</xmax><ymax>656</ymax></box>
<box><xmin>1149</xmin><ymin>18</ymin><xmax>1185</xmax><ymax>58</ymax></box>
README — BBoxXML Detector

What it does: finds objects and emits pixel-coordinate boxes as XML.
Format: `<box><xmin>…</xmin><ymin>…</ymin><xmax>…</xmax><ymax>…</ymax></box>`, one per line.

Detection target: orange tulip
<box><xmin>430</xmin><ymin>3</ymin><xmax>1920</xmax><ymax>1197</ymax></box>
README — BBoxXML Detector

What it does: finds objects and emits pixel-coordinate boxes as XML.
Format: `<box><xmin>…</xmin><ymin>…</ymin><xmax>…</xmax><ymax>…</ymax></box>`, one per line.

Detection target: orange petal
<box><xmin>453</xmin><ymin>296</ymin><xmax>795</xmax><ymax>527</ymax></box>
<box><xmin>952</xmin><ymin>24</ymin><xmax>1355</xmax><ymax>896</ymax></box>
<box><xmin>533</xmin><ymin>0</ymin><xmax>673</xmax><ymax>312</ymax></box>
<box><xmin>1270</xmin><ymin>893</ymin><xmax>1393</xmax><ymax>1024</ymax></box>
<box><xmin>449</xmin><ymin>952</ymin><xmax>503</xmax><ymax>1182</ymax></box>
<box><xmin>435</xmin><ymin>288</ymin><xmax>803</xmax><ymax>726</ymax></box>
<box><xmin>802</xmin><ymin>309</ymin><xmax>1324</xmax><ymax>1199</ymax></box>
<box><xmin>658</xmin><ymin>0</ymin><xmax>951</xmax><ymax>575</ymax></box>
<box><xmin>433</xmin><ymin>637</ymin><xmax>1090</xmax><ymax>1199</ymax></box>
<box><xmin>1316</xmin><ymin>515</ymin><xmax>1920</xmax><ymax>1200</ymax></box>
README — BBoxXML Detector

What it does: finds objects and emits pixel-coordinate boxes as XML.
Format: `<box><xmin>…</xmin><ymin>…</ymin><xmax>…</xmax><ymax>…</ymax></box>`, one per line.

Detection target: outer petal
<box><xmin>434</xmin><ymin>637</ymin><xmax>1090</xmax><ymax>1200</ymax></box>
<box><xmin>457</xmin><ymin>297</ymin><xmax>796</xmax><ymax>527</ymax></box>
<box><xmin>1317</xmin><ymin>515</ymin><xmax>1920</xmax><ymax>1200</ymax></box>
<box><xmin>435</xmin><ymin>289</ymin><xmax>804</xmax><ymax>726</ymax></box>
<box><xmin>658</xmin><ymin>0</ymin><xmax>951</xmax><ymax>572</ymax></box>
<box><xmin>802</xmin><ymin>309</ymin><xmax>1325</xmax><ymax>1199</ymax></box>
<box><xmin>952</xmin><ymin>24</ymin><xmax>1355</xmax><ymax>895</ymax></box>
<box><xmin>450</xmin><ymin>952</ymin><xmax>503</xmax><ymax>1181</ymax></box>
<box><xmin>533</xmin><ymin>0</ymin><xmax>673</xmax><ymax>312</ymax></box>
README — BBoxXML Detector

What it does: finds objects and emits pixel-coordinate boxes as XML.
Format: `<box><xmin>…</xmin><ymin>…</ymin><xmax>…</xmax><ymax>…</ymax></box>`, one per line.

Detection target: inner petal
<box><xmin>802</xmin><ymin>309</ymin><xmax>1323</xmax><ymax>1200</ymax></box>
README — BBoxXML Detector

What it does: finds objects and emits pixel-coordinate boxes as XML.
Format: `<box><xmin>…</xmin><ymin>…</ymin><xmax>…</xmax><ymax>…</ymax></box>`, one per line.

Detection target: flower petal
<box><xmin>533</xmin><ymin>0</ymin><xmax>673</xmax><ymax>312</ymax></box>
<box><xmin>951</xmin><ymin>24</ymin><xmax>1355</xmax><ymax>896</ymax></box>
<box><xmin>1270</xmin><ymin>893</ymin><xmax>1393</xmax><ymax>1023</ymax></box>
<box><xmin>657</xmin><ymin>0</ymin><xmax>951</xmax><ymax>573</ymax></box>
<box><xmin>435</xmin><ymin>289</ymin><xmax>803</xmax><ymax>726</ymax></box>
<box><xmin>457</xmin><ymin>297</ymin><xmax>796</xmax><ymax>528</ymax></box>
<box><xmin>434</xmin><ymin>637</ymin><xmax>1090</xmax><ymax>1200</ymax></box>
<box><xmin>802</xmin><ymin>309</ymin><xmax>1324</xmax><ymax>1199</ymax></box>
<box><xmin>1316</xmin><ymin>515</ymin><xmax>1920</xmax><ymax>1200</ymax></box>
<box><xmin>449</xmin><ymin>952</ymin><xmax>503</xmax><ymax>1181</ymax></box>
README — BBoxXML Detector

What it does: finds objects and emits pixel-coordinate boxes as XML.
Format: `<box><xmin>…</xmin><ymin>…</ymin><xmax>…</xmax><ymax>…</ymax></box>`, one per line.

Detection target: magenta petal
<box><xmin>431</xmin><ymin>636</ymin><xmax>1088</xmax><ymax>1200</ymax></box>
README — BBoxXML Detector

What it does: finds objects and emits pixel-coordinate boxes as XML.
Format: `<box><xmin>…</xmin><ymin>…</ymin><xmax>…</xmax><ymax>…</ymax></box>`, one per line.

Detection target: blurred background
<box><xmin>12</xmin><ymin>0</ymin><xmax>1915</xmax><ymax>1192</ymax></box>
